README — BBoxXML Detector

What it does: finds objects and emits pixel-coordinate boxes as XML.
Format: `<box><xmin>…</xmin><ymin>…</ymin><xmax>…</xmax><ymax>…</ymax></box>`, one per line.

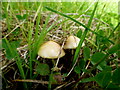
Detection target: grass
<box><xmin>3</xmin><ymin>38</ymin><xmax>28</xmax><ymax>88</ymax></box>
<box><xmin>1</xmin><ymin>1</ymin><xmax>119</xmax><ymax>89</ymax></box>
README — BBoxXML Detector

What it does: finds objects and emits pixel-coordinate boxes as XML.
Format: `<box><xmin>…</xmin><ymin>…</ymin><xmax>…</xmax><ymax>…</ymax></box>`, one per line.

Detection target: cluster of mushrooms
<box><xmin>38</xmin><ymin>35</ymin><xmax>84</xmax><ymax>71</ymax></box>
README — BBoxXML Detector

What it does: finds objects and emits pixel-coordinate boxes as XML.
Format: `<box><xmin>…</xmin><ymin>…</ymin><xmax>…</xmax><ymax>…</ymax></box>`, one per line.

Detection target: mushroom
<box><xmin>38</xmin><ymin>41</ymin><xmax>65</xmax><ymax>71</ymax></box>
<box><xmin>64</xmin><ymin>35</ymin><xmax>84</xmax><ymax>49</ymax></box>
<box><xmin>38</xmin><ymin>41</ymin><xmax>65</xmax><ymax>59</ymax></box>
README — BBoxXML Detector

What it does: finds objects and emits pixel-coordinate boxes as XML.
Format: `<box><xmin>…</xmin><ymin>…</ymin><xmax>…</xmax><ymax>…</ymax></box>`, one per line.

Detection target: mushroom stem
<box><xmin>56</xmin><ymin>39</ymin><xmax>66</xmax><ymax>67</ymax></box>
<box><xmin>52</xmin><ymin>39</ymin><xmax>66</xmax><ymax>71</ymax></box>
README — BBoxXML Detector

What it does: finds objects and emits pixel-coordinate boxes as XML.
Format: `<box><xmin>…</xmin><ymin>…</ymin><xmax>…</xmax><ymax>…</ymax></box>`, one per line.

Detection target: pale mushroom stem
<box><xmin>52</xmin><ymin>39</ymin><xmax>66</xmax><ymax>71</ymax></box>
<box><xmin>55</xmin><ymin>39</ymin><xmax>66</xmax><ymax>67</ymax></box>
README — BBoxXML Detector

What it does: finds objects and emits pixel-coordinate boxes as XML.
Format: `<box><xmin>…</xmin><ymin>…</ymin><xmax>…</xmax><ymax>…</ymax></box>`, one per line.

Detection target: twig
<box><xmin>14</xmin><ymin>79</ymin><xmax>49</xmax><ymax>84</ymax></box>
<box><xmin>66</xmin><ymin>58</ymin><xmax>78</xmax><ymax>77</ymax></box>
<box><xmin>47</xmin><ymin>33</ymin><xmax>61</xmax><ymax>40</ymax></box>
<box><xmin>1</xmin><ymin>60</ymin><xmax>16</xmax><ymax>70</ymax></box>
<box><xmin>13</xmin><ymin>69</ymin><xmax>18</xmax><ymax>80</ymax></box>
<box><xmin>17</xmin><ymin>44</ymin><xmax>28</xmax><ymax>51</ymax></box>
<box><xmin>53</xmin><ymin>83</ymin><xmax>67</xmax><ymax>90</ymax></box>
<box><xmin>53</xmin><ymin>81</ymin><xmax>75</xmax><ymax>90</ymax></box>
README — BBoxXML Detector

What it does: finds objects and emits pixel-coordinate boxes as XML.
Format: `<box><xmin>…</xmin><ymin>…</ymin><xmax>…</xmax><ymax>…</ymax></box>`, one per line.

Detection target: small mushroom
<box><xmin>38</xmin><ymin>41</ymin><xmax>65</xmax><ymax>59</ymax></box>
<box><xmin>38</xmin><ymin>41</ymin><xmax>65</xmax><ymax>71</ymax></box>
<box><xmin>64</xmin><ymin>35</ymin><xmax>84</xmax><ymax>49</ymax></box>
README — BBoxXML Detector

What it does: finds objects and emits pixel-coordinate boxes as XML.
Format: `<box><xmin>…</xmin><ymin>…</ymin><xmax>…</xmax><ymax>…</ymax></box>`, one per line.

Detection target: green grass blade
<box><xmin>35</xmin><ymin>4</ymin><xmax>42</xmax><ymax>41</ymax></box>
<box><xmin>73</xmin><ymin>2</ymin><xmax>99</xmax><ymax>64</ymax></box>
<box><xmin>4</xmin><ymin>3</ymin><xmax>11</xmax><ymax>32</ymax></box>
<box><xmin>28</xmin><ymin>22</ymin><xmax>33</xmax><ymax>79</ymax></box>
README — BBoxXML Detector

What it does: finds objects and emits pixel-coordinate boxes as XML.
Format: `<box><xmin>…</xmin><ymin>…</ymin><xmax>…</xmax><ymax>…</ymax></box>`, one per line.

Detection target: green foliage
<box><xmin>92</xmin><ymin>67</ymin><xmax>120</xmax><ymax>89</ymax></box>
<box><xmin>80</xmin><ymin>67</ymin><xmax>120</xmax><ymax>89</ymax></box>
<box><xmin>74</xmin><ymin>66</ymin><xmax>81</xmax><ymax>74</ymax></box>
<box><xmin>108</xmin><ymin>44</ymin><xmax>120</xmax><ymax>54</ymax></box>
<box><xmin>106</xmin><ymin>83</ymin><xmax>120</xmax><ymax>89</ymax></box>
<box><xmin>94</xmin><ymin>66</ymin><xmax>112</xmax><ymax>88</ymax></box>
<box><xmin>79</xmin><ymin>59</ymin><xmax>86</xmax><ymax>69</ymax></box>
<box><xmin>36</xmin><ymin>63</ymin><xmax>50</xmax><ymax>76</ymax></box>
<box><xmin>91</xmin><ymin>52</ymin><xmax>106</xmax><ymax>71</ymax></box>
<box><xmin>16</xmin><ymin>14</ymin><xmax>28</xmax><ymax>20</ymax></box>
<box><xmin>83</xmin><ymin>47</ymin><xmax>90</xmax><ymax>60</ymax></box>
<box><xmin>112</xmin><ymin>67</ymin><xmax>120</xmax><ymax>84</ymax></box>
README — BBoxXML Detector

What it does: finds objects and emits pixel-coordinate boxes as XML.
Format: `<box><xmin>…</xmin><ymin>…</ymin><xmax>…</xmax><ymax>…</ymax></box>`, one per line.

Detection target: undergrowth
<box><xmin>1</xmin><ymin>1</ymin><xmax>120</xmax><ymax>90</ymax></box>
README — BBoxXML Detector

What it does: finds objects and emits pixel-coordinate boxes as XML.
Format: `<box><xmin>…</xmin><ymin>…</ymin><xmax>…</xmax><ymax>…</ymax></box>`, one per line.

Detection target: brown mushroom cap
<box><xmin>38</xmin><ymin>41</ymin><xmax>65</xmax><ymax>59</ymax></box>
<box><xmin>64</xmin><ymin>35</ymin><xmax>84</xmax><ymax>49</ymax></box>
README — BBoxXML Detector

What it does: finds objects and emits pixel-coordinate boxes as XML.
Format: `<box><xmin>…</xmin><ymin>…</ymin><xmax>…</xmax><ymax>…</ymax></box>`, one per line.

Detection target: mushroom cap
<box><xmin>38</xmin><ymin>41</ymin><xmax>65</xmax><ymax>59</ymax></box>
<box><xmin>64</xmin><ymin>35</ymin><xmax>84</xmax><ymax>49</ymax></box>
